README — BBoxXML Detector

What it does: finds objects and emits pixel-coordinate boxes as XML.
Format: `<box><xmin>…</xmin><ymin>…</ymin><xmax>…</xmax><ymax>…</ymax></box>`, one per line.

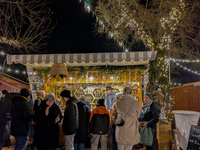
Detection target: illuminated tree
<box><xmin>0</xmin><ymin>0</ymin><xmax>54</xmax><ymax>53</ymax></box>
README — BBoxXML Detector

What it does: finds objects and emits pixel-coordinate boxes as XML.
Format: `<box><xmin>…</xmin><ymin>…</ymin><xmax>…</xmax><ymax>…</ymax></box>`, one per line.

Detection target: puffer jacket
<box><xmin>89</xmin><ymin>106</ymin><xmax>110</xmax><ymax>134</ymax></box>
<box><xmin>62</xmin><ymin>96</ymin><xmax>79</xmax><ymax>135</ymax></box>
<box><xmin>74</xmin><ymin>100</ymin><xmax>91</xmax><ymax>143</ymax></box>
<box><xmin>11</xmin><ymin>96</ymin><xmax>33</xmax><ymax>136</ymax></box>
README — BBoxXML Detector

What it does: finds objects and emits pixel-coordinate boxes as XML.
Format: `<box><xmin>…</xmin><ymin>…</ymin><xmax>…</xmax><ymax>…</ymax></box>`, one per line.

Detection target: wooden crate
<box><xmin>157</xmin><ymin>121</ymin><xmax>172</xmax><ymax>150</ymax></box>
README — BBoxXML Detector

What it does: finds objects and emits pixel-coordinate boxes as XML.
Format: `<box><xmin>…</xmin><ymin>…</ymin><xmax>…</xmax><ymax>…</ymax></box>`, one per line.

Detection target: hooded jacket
<box><xmin>62</xmin><ymin>96</ymin><xmax>79</xmax><ymax>135</ymax></box>
<box><xmin>89</xmin><ymin>106</ymin><xmax>110</xmax><ymax>134</ymax></box>
<box><xmin>74</xmin><ymin>100</ymin><xmax>91</xmax><ymax>143</ymax></box>
<box><xmin>11</xmin><ymin>96</ymin><xmax>33</xmax><ymax>136</ymax></box>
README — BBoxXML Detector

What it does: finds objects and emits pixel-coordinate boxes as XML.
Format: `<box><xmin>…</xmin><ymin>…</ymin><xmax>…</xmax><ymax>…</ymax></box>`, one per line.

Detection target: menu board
<box><xmin>187</xmin><ymin>125</ymin><xmax>200</xmax><ymax>150</ymax></box>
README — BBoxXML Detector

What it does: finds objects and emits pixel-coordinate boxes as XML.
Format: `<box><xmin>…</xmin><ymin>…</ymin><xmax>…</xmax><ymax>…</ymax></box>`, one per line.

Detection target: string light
<box><xmin>83</xmin><ymin>0</ymin><xmax>129</xmax><ymax>52</ymax></box>
<box><xmin>0</xmin><ymin>37</ymin><xmax>21</xmax><ymax>48</ymax></box>
<box><xmin>170</xmin><ymin>58</ymin><xmax>200</xmax><ymax>63</ymax></box>
<box><xmin>171</xmin><ymin>60</ymin><xmax>200</xmax><ymax>76</ymax></box>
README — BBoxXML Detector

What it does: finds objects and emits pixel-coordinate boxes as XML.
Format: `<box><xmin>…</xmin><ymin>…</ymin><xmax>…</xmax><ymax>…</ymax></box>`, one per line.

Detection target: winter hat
<box><xmin>145</xmin><ymin>93</ymin><xmax>152</xmax><ymax>100</ymax></box>
<box><xmin>20</xmin><ymin>88</ymin><xmax>30</xmax><ymax>97</ymax></box>
<box><xmin>97</xmin><ymin>98</ymin><xmax>105</xmax><ymax>107</ymax></box>
<box><xmin>60</xmin><ymin>90</ymin><xmax>71</xmax><ymax>98</ymax></box>
<box><xmin>2</xmin><ymin>90</ymin><xmax>8</xmax><ymax>94</ymax></box>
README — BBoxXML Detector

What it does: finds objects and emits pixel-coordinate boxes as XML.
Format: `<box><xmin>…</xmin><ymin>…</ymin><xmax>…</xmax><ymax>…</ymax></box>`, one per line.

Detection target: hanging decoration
<box><xmin>50</xmin><ymin>63</ymin><xmax>68</xmax><ymax>81</ymax></box>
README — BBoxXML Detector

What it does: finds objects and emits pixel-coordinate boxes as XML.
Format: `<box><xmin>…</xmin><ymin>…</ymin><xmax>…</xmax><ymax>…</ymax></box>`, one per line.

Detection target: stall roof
<box><xmin>7</xmin><ymin>51</ymin><xmax>157</xmax><ymax>68</ymax></box>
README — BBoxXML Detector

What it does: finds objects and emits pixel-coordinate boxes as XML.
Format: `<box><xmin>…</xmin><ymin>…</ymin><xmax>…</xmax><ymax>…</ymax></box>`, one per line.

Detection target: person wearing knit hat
<box><xmin>2</xmin><ymin>90</ymin><xmax>8</xmax><ymax>99</ymax></box>
<box><xmin>11</xmin><ymin>89</ymin><xmax>33</xmax><ymax>150</ymax></box>
<box><xmin>20</xmin><ymin>88</ymin><xmax>30</xmax><ymax>98</ymax></box>
<box><xmin>138</xmin><ymin>93</ymin><xmax>159</xmax><ymax>150</ymax></box>
<box><xmin>89</xmin><ymin>98</ymin><xmax>109</xmax><ymax>150</ymax></box>
<box><xmin>60</xmin><ymin>90</ymin><xmax>78</xmax><ymax>150</ymax></box>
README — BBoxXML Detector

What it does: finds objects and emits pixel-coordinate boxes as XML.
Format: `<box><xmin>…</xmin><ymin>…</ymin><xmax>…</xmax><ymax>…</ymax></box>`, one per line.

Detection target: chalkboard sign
<box><xmin>187</xmin><ymin>125</ymin><xmax>200</xmax><ymax>150</ymax></box>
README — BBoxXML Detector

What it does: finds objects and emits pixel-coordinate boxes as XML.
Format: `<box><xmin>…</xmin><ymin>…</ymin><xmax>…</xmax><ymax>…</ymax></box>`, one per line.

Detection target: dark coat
<box><xmin>0</xmin><ymin>100</ymin><xmax>7</xmax><ymax>143</ymax></box>
<box><xmin>74</xmin><ymin>100</ymin><xmax>91</xmax><ymax>143</ymax></box>
<box><xmin>33</xmin><ymin>97</ymin><xmax>43</xmax><ymax>112</ymax></box>
<box><xmin>62</xmin><ymin>96</ymin><xmax>79</xmax><ymax>135</ymax></box>
<box><xmin>33</xmin><ymin>100</ymin><xmax>62</xmax><ymax>147</ymax></box>
<box><xmin>11</xmin><ymin>96</ymin><xmax>33</xmax><ymax>136</ymax></box>
<box><xmin>89</xmin><ymin>106</ymin><xmax>110</xmax><ymax>134</ymax></box>
<box><xmin>138</xmin><ymin>102</ymin><xmax>159</xmax><ymax>138</ymax></box>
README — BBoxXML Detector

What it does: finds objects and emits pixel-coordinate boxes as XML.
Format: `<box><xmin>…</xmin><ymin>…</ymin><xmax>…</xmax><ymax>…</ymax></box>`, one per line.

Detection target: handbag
<box><xmin>139</xmin><ymin>126</ymin><xmax>155</xmax><ymax>146</ymax></box>
<box><xmin>114</xmin><ymin>118</ymin><xmax>125</xmax><ymax>126</ymax></box>
<box><xmin>114</xmin><ymin>100</ymin><xmax>134</xmax><ymax>126</ymax></box>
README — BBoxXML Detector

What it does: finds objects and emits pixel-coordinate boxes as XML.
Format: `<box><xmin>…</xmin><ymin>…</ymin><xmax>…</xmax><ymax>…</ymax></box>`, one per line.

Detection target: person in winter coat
<box><xmin>138</xmin><ymin>93</ymin><xmax>159</xmax><ymax>150</ymax></box>
<box><xmin>105</xmin><ymin>86</ymin><xmax>115</xmax><ymax>111</ymax></box>
<box><xmin>11</xmin><ymin>88</ymin><xmax>33</xmax><ymax>150</ymax></box>
<box><xmin>33</xmin><ymin>90</ymin><xmax>46</xmax><ymax>112</ymax></box>
<box><xmin>115</xmin><ymin>87</ymin><xmax>140</xmax><ymax>150</ymax></box>
<box><xmin>110</xmin><ymin>92</ymin><xmax>123</xmax><ymax>150</ymax></box>
<box><xmin>89</xmin><ymin>98</ymin><xmax>110</xmax><ymax>150</ymax></box>
<box><xmin>0</xmin><ymin>91</ymin><xmax>6</xmax><ymax>150</ymax></box>
<box><xmin>74</xmin><ymin>95</ymin><xmax>91</xmax><ymax>150</ymax></box>
<box><xmin>60</xmin><ymin>90</ymin><xmax>79</xmax><ymax>150</ymax></box>
<box><xmin>33</xmin><ymin>94</ymin><xmax>62</xmax><ymax>150</ymax></box>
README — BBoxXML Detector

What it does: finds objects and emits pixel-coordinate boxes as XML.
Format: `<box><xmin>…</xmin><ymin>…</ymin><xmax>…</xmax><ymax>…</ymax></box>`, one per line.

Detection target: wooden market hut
<box><xmin>7</xmin><ymin>51</ymin><xmax>157</xmax><ymax>107</ymax></box>
<box><xmin>7</xmin><ymin>51</ymin><xmax>173</xmax><ymax>150</ymax></box>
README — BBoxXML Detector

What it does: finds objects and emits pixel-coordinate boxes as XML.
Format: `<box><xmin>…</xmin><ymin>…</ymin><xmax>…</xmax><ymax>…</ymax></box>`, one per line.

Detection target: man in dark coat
<box><xmin>11</xmin><ymin>88</ymin><xmax>33</xmax><ymax>150</ymax></box>
<box><xmin>0</xmin><ymin>91</ymin><xmax>7</xmax><ymax>150</ymax></box>
<box><xmin>74</xmin><ymin>95</ymin><xmax>91</xmax><ymax>150</ymax></box>
<box><xmin>60</xmin><ymin>90</ymin><xmax>79</xmax><ymax>150</ymax></box>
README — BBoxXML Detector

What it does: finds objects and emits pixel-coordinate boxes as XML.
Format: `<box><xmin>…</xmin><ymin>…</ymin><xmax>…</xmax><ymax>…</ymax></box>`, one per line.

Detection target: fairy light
<box><xmin>170</xmin><ymin>58</ymin><xmax>200</xmax><ymax>63</ymax></box>
<box><xmin>0</xmin><ymin>37</ymin><xmax>21</xmax><ymax>48</ymax></box>
<box><xmin>171</xmin><ymin>59</ymin><xmax>200</xmax><ymax>76</ymax></box>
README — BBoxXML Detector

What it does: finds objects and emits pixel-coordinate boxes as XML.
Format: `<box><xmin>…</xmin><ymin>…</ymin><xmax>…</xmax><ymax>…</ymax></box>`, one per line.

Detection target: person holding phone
<box><xmin>33</xmin><ymin>94</ymin><xmax>62</xmax><ymax>150</ymax></box>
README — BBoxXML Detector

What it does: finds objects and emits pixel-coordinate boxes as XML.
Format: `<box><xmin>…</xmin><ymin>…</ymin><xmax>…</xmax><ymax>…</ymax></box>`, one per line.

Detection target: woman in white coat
<box><xmin>115</xmin><ymin>87</ymin><xmax>140</xmax><ymax>150</ymax></box>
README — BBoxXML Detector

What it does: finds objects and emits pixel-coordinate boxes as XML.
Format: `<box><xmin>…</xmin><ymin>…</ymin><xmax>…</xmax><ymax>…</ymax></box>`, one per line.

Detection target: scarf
<box><xmin>38</xmin><ymin>96</ymin><xmax>44</xmax><ymax>101</ymax></box>
<box><xmin>141</xmin><ymin>100</ymin><xmax>153</xmax><ymax>113</ymax></box>
<box><xmin>22</xmin><ymin>96</ymin><xmax>29</xmax><ymax>102</ymax></box>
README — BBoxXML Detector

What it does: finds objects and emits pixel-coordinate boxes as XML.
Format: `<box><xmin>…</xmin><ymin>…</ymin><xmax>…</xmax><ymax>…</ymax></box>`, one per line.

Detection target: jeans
<box><xmin>146</xmin><ymin>144</ymin><xmax>155</xmax><ymax>150</ymax></box>
<box><xmin>110</xmin><ymin>125</ymin><xmax>118</xmax><ymax>150</ymax></box>
<box><xmin>74</xmin><ymin>143</ymin><xmax>85</xmax><ymax>150</ymax></box>
<box><xmin>14</xmin><ymin>136</ymin><xmax>29</xmax><ymax>150</ymax></box>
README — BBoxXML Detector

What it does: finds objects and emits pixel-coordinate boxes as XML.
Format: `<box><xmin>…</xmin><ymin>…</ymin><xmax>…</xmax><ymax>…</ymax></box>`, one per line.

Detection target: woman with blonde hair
<box><xmin>115</xmin><ymin>87</ymin><xmax>140</xmax><ymax>150</ymax></box>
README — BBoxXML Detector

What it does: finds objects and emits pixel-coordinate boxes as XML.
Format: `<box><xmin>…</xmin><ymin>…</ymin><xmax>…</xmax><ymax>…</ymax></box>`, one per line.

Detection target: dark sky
<box><xmin>44</xmin><ymin>0</ymin><xmax>147</xmax><ymax>53</ymax></box>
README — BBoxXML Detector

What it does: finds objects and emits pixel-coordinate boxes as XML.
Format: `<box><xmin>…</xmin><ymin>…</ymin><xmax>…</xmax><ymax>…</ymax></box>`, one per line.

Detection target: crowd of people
<box><xmin>0</xmin><ymin>86</ymin><xmax>159</xmax><ymax>150</ymax></box>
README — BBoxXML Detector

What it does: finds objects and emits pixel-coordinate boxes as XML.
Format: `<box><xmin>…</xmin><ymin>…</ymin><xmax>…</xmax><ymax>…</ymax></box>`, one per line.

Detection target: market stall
<box><xmin>7</xmin><ymin>51</ymin><xmax>157</xmax><ymax>108</ymax></box>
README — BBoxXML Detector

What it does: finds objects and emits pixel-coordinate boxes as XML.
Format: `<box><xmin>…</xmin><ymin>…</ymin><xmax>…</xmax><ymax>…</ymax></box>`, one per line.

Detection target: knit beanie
<box><xmin>97</xmin><ymin>98</ymin><xmax>105</xmax><ymax>107</ymax></box>
<box><xmin>145</xmin><ymin>93</ymin><xmax>152</xmax><ymax>100</ymax></box>
<box><xmin>2</xmin><ymin>90</ymin><xmax>8</xmax><ymax>94</ymax></box>
<box><xmin>20</xmin><ymin>88</ymin><xmax>30</xmax><ymax>97</ymax></box>
<box><xmin>60</xmin><ymin>90</ymin><xmax>71</xmax><ymax>98</ymax></box>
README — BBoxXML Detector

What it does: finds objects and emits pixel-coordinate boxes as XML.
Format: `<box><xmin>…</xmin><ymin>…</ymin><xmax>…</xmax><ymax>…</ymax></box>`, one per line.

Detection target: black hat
<box><xmin>60</xmin><ymin>90</ymin><xmax>71</xmax><ymax>98</ymax></box>
<box><xmin>106</xmin><ymin>86</ymin><xmax>112</xmax><ymax>91</ymax></box>
<box><xmin>145</xmin><ymin>93</ymin><xmax>152</xmax><ymax>100</ymax></box>
<box><xmin>97</xmin><ymin>98</ymin><xmax>105</xmax><ymax>107</ymax></box>
<box><xmin>2</xmin><ymin>90</ymin><xmax>8</xmax><ymax>94</ymax></box>
<box><xmin>20</xmin><ymin>88</ymin><xmax>30</xmax><ymax>97</ymax></box>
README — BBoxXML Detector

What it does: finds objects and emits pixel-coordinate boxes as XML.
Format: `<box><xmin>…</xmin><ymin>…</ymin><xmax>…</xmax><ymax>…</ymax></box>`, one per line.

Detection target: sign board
<box><xmin>187</xmin><ymin>125</ymin><xmax>200</xmax><ymax>150</ymax></box>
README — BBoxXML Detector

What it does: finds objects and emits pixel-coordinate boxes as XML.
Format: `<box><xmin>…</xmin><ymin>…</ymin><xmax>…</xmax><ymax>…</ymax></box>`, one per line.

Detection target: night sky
<box><xmin>1</xmin><ymin>0</ymin><xmax>200</xmax><ymax>85</ymax></box>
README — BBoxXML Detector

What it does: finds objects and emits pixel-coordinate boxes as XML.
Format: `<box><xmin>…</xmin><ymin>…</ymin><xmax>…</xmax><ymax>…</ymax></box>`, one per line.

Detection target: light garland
<box><xmin>171</xmin><ymin>60</ymin><xmax>200</xmax><ymax>76</ymax></box>
<box><xmin>0</xmin><ymin>37</ymin><xmax>21</xmax><ymax>48</ymax></box>
<box><xmin>170</xmin><ymin>58</ymin><xmax>200</xmax><ymax>63</ymax></box>
<box><xmin>0</xmin><ymin>66</ymin><xmax>27</xmax><ymax>75</ymax></box>
<box><xmin>83</xmin><ymin>0</ymin><xmax>130</xmax><ymax>52</ymax></box>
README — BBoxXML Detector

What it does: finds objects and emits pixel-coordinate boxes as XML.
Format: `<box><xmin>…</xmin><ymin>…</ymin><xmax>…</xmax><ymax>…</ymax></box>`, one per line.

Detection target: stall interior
<box><xmin>31</xmin><ymin>69</ymin><xmax>146</xmax><ymax>109</ymax></box>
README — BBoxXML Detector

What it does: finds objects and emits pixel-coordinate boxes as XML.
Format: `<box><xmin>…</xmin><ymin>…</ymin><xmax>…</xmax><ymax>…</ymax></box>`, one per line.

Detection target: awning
<box><xmin>7</xmin><ymin>51</ymin><xmax>157</xmax><ymax>68</ymax></box>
